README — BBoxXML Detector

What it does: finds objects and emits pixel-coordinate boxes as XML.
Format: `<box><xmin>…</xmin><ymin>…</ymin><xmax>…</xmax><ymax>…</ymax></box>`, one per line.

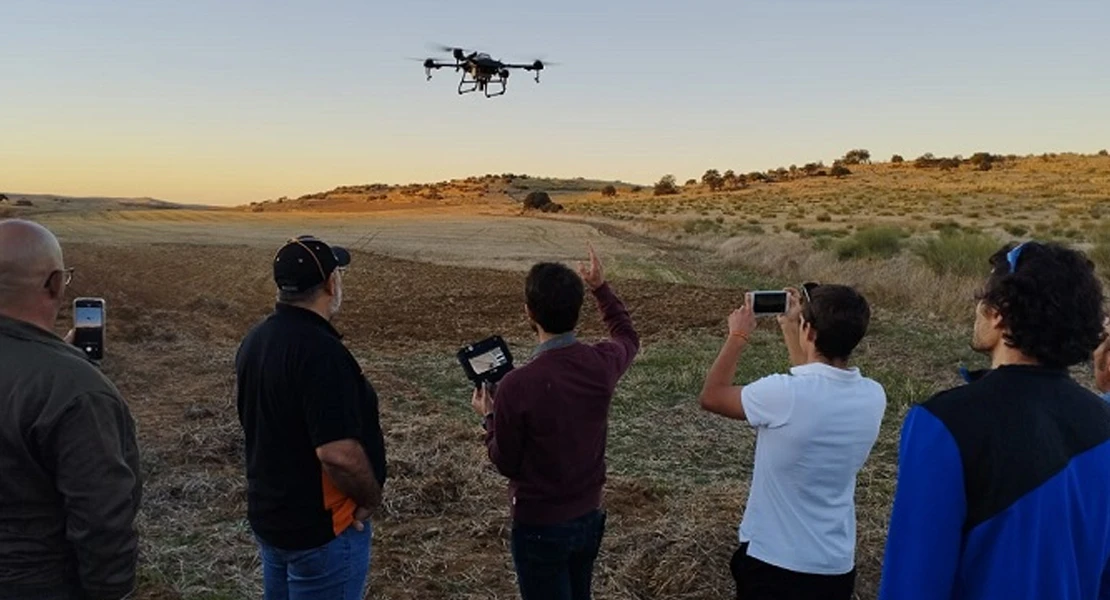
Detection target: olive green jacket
<box><xmin>0</xmin><ymin>314</ymin><xmax>141</xmax><ymax>600</ymax></box>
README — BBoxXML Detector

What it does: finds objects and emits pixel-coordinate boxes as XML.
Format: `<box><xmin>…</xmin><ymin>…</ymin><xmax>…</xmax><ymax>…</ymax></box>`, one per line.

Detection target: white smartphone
<box><xmin>73</xmin><ymin>297</ymin><xmax>106</xmax><ymax>360</ymax></box>
<box><xmin>750</xmin><ymin>290</ymin><xmax>788</xmax><ymax>315</ymax></box>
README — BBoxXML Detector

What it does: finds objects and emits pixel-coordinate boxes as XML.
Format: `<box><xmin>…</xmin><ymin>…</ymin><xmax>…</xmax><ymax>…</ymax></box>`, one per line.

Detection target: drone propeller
<box><xmin>428</xmin><ymin>43</ymin><xmax>471</xmax><ymax>61</ymax></box>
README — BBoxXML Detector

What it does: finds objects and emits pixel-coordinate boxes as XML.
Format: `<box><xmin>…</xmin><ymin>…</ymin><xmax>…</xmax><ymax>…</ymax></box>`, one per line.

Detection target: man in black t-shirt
<box><xmin>235</xmin><ymin>235</ymin><xmax>386</xmax><ymax>600</ymax></box>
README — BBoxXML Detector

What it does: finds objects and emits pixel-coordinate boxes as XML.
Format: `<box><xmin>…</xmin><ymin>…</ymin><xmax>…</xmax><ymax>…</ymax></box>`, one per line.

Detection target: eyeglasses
<box><xmin>1005</xmin><ymin>242</ymin><xmax>1027</xmax><ymax>274</ymax></box>
<box><xmin>43</xmin><ymin>267</ymin><xmax>75</xmax><ymax>289</ymax></box>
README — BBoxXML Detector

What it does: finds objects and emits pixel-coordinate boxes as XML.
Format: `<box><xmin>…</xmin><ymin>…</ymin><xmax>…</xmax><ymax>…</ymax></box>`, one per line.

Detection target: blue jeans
<box><xmin>256</xmin><ymin>523</ymin><xmax>372</xmax><ymax>600</ymax></box>
<box><xmin>510</xmin><ymin>509</ymin><xmax>607</xmax><ymax>600</ymax></box>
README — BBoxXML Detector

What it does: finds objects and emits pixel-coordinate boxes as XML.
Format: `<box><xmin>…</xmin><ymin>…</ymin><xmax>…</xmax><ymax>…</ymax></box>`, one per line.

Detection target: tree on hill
<box><xmin>802</xmin><ymin>162</ymin><xmax>824</xmax><ymax>176</ymax></box>
<box><xmin>1100</xmin><ymin>149</ymin><xmax>1109</xmax><ymax>157</ymax></box>
<box><xmin>722</xmin><ymin>170</ymin><xmax>737</xmax><ymax>189</ymax></box>
<box><xmin>685</xmin><ymin>178</ymin><xmax>698</xmax><ymax>187</ymax></box>
<box><xmin>891</xmin><ymin>154</ymin><xmax>904</xmax><ymax>163</ymax></box>
<box><xmin>653</xmin><ymin>175</ymin><xmax>679</xmax><ymax>196</ymax></box>
<box><xmin>841</xmin><ymin>149</ymin><xmax>871</xmax><ymax>165</ymax></box>
<box><xmin>830</xmin><ymin>165</ymin><xmax>852</xmax><ymax>178</ymax></box>
<box><xmin>702</xmin><ymin>169</ymin><xmax>724</xmax><ymax>191</ymax></box>
<box><xmin>601</xmin><ymin>184</ymin><xmax>617</xmax><ymax>197</ymax></box>
<box><xmin>0</xmin><ymin>193</ymin><xmax>8</xmax><ymax>202</ymax></box>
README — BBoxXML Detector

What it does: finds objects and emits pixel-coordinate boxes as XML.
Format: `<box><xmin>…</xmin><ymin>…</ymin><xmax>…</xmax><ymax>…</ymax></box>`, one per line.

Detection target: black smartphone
<box><xmin>751</xmin><ymin>290</ymin><xmax>788</xmax><ymax>315</ymax></box>
<box><xmin>73</xmin><ymin>297</ymin><xmax>105</xmax><ymax>360</ymax></box>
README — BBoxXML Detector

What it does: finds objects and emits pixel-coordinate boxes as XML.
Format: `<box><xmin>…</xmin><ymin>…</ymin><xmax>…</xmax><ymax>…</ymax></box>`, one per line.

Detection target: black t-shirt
<box><xmin>235</xmin><ymin>303</ymin><xmax>387</xmax><ymax>550</ymax></box>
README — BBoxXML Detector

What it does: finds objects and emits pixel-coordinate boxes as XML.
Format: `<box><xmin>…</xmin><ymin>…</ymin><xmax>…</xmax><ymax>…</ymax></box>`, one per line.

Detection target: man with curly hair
<box><xmin>879</xmin><ymin>241</ymin><xmax>1110</xmax><ymax>600</ymax></box>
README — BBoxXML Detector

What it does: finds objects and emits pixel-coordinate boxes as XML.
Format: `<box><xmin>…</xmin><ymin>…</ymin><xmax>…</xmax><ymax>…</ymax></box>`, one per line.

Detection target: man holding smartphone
<box><xmin>470</xmin><ymin>244</ymin><xmax>640</xmax><ymax>600</ymax></box>
<box><xmin>698</xmin><ymin>285</ymin><xmax>885</xmax><ymax>600</ymax></box>
<box><xmin>236</xmin><ymin>235</ymin><xmax>386</xmax><ymax>600</ymax></box>
<box><xmin>0</xmin><ymin>219</ymin><xmax>142</xmax><ymax>600</ymax></box>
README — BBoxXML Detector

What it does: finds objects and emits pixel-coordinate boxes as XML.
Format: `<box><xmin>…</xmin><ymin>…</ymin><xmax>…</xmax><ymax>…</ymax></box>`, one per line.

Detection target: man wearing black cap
<box><xmin>235</xmin><ymin>235</ymin><xmax>387</xmax><ymax>600</ymax></box>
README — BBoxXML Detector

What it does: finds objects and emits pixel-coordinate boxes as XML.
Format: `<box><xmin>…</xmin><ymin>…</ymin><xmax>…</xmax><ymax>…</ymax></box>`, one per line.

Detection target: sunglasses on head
<box><xmin>801</xmin><ymin>281</ymin><xmax>820</xmax><ymax>303</ymax></box>
<box><xmin>1005</xmin><ymin>242</ymin><xmax>1027</xmax><ymax>274</ymax></box>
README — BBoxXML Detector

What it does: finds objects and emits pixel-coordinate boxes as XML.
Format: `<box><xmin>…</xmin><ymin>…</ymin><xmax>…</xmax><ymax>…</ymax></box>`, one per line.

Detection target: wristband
<box><xmin>729</xmin><ymin>331</ymin><xmax>749</xmax><ymax>341</ymax></box>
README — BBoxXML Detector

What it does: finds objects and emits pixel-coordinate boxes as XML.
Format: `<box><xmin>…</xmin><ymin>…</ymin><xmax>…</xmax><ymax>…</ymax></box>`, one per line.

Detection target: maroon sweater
<box><xmin>484</xmin><ymin>283</ymin><xmax>640</xmax><ymax>525</ymax></box>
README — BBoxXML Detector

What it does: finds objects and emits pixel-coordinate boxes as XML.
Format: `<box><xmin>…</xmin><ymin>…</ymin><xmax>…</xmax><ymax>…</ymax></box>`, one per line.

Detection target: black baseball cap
<box><xmin>273</xmin><ymin>235</ymin><xmax>351</xmax><ymax>293</ymax></box>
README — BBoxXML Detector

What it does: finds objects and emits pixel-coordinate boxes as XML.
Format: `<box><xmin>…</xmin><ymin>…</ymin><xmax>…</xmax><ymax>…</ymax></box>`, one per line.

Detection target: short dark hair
<box><xmin>978</xmin><ymin>241</ymin><xmax>1105</xmax><ymax>368</ymax></box>
<box><xmin>801</xmin><ymin>284</ymin><xmax>871</xmax><ymax>361</ymax></box>
<box><xmin>525</xmin><ymin>262</ymin><xmax>585</xmax><ymax>334</ymax></box>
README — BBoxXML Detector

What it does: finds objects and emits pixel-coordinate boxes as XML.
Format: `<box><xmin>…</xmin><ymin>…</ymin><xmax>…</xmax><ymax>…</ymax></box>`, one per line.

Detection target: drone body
<box><xmin>420</xmin><ymin>46</ymin><xmax>549</xmax><ymax>97</ymax></box>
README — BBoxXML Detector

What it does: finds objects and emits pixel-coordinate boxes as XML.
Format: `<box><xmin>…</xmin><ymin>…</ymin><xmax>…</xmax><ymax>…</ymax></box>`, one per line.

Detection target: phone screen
<box><xmin>468</xmin><ymin>347</ymin><xmax>508</xmax><ymax>375</ymax></box>
<box><xmin>75</xmin><ymin>305</ymin><xmax>103</xmax><ymax>328</ymax></box>
<box><xmin>73</xmin><ymin>300</ymin><xmax>104</xmax><ymax>360</ymax></box>
<box><xmin>752</xmin><ymin>291</ymin><xmax>788</xmax><ymax>314</ymax></box>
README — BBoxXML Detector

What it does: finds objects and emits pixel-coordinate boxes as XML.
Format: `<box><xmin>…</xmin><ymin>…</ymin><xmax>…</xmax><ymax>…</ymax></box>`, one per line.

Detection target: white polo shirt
<box><xmin>737</xmin><ymin>362</ymin><xmax>886</xmax><ymax>575</ymax></box>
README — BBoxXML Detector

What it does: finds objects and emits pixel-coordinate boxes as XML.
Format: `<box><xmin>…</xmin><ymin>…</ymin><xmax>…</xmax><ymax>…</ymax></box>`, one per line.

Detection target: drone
<box><xmin>417</xmin><ymin>45</ymin><xmax>552</xmax><ymax>97</ymax></box>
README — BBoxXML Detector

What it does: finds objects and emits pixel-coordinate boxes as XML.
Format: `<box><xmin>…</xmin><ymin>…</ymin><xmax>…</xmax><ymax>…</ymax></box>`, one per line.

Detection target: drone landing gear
<box><xmin>458</xmin><ymin>73</ymin><xmax>507</xmax><ymax>98</ymax></box>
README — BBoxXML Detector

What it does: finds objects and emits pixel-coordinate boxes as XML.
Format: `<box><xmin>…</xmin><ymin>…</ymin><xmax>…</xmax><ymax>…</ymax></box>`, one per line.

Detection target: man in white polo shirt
<box><xmin>698</xmin><ymin>284</ymin><xmax>886</xmax><ymax>600</ymax></box>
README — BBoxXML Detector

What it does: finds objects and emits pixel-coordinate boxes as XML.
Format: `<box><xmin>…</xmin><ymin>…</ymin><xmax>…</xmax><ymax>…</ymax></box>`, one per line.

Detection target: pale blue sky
<box><xmin>2</xmin><ymin>0</ymin><xmax>1108</xmax><ymax>205</ymax></box>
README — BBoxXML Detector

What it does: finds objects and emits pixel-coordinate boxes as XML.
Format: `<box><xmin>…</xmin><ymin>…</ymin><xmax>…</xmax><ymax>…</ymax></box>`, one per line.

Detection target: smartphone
<box><xmin>73</xmin><ymin>297</ymin><xmax>105</xmax><ymax>360</ymax></box>
<box><xmin>751</xmin><ymin>290</ymin><xmax>788</xmax><ymax>315</ymax></box>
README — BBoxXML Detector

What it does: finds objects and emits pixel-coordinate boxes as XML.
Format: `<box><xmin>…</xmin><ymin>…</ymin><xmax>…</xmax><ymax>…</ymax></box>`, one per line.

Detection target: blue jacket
<box><xmin>880</xmin><ymin>365</ymin><xmax>1110</xmax><ymax>600</ymax></box>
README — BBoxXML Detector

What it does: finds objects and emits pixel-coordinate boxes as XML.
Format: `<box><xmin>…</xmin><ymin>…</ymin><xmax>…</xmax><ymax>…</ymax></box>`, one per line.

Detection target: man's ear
<box><xmin>45</xmin><ymin>270</ymin><xmax>64</xmax><ymax>301</ymax></box>
<box><xmin>982</xmin><ymin>303</ymin><xmax>1005</xmax><ymax>331</ymax></box>
<box><xmin>803</xmin><ymin>320</ymin><xmax>818</xmax><ymax>344</ymax></box>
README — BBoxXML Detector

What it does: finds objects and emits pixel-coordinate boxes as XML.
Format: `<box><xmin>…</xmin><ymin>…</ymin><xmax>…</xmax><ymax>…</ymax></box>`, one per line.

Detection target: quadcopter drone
<box><xmin>417</xmin><ymin>45</ymin><xmax>552</xmax><ymax>97</ymax></box>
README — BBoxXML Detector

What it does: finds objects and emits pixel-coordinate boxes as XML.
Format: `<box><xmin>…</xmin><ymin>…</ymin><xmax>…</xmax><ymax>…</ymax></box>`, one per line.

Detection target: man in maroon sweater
<box><xmin>471</xmin><ymin>244</ymin><xmax>640</xmax><ymax>600</ymax></box>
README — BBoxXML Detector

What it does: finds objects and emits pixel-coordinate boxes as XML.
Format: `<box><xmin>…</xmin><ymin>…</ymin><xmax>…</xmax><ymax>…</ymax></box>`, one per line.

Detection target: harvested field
<box><xmin>49</xmin><ymin>226</ymin><xmax>1009</xmax><ymax>599</ymax></box>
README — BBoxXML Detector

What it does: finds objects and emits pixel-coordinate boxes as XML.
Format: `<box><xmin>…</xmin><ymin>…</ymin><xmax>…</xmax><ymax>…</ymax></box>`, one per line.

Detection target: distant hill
<box><xmin>0</xmin><ymin>193</ymin><xmax>210</xmax><ymax>217</ymax></box>
<box><xmin>242</xmin><ymin>174</ymin><xmax>639</xmax><ymax>213</ymax></box>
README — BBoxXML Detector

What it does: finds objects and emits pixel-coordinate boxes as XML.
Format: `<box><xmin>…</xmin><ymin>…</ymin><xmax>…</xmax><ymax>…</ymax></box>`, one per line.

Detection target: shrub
<box><xmin>630</xmin><ymin>186</ymin><xmax>643</xmax><ymax>193</ymax></box>
<box><xmin>834</xmin><ymin>226</ymin><xmax>906</xmax><ymax>260</ymax></box>
<box><xmin>1004</xmin><ymin>224</ymin><xmax>1029</xmax><ymax>237</ymax></box>
<box><xmin>523</xmin><ymin>191</ymin><xmax>552</xmax><ymax>209</ymax></box>
<box><xmin>816</xmin><ymin>213</ymin><xmax>832</xmax><ymax>222</ymax></box>
<box><xmin>653</xmin><ymin>175</ymin><xmax>679</xmax><ymax>196</ymax></box>
<box><xmin>1098</xmin><ymin>149</ymin><xmax>1109</xmax><ymax>157</ymax></box>
<box><xmin>14</xmin><ymin>200</ymin><xmax>33</xmax><ymax>207</ymax></box>
<box><xmin>891</xmin><ymin>154</ymin><xmax>904</xmax><ymax>163</ymax></box>
<box><xmin>915</xmin><ymin>230</ymin><xmax>999</xmax><ymax>276</ymax></box>
<box><xmin>702</xmin><ymin>169</ymin><xmax>724</xmax><ymax>191</ymax></box>
<box><xmin>830</xmin><ymin>165</ymin><xmax>852</xmax><ymax>178</ymax></box>
<box><xmin>841</xmin><ymin>149</ymin><xmax>871</xmax><ymax>165</ymax></box>
<box><xmin>601</xmin><ymin>185</ymin><xmax>617</xmax><ymax>197</ymax></box>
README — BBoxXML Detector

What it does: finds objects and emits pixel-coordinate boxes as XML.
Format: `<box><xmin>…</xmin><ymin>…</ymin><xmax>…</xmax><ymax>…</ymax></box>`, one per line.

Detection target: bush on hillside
<box><xmin>830</xmin><ymin>165</ymin><xmax>852</xmax><ymax>178</ymax></box>
<box><xmin>915</xmin><ymin>230</ymin><xmax>1000</xmax><ymax>277</ymax></box>
<box><xmin>891</xmin><ymin>155</ymin><xmax>904</xmax><ymax>163</ymax></box>
<box><xmin>841</xmin><ymin>149</ymin><xmax>871</xmax><ymax>165</ymax></box>
<box><xmin>653</xmin><ymin>175</ymin><xmax>679</xmax><ymax>196</ymax></box>
<box><xmin>834</xmin><ymin>226</ymin><xmax>906</xmax><ymax>260</ymax></box>
<box><xmin>601</xmin><ymin>185</ymin><xmax>617</xmax><ymax>197</ymax></box>
<box><xmin>523</xmin><ymin>191</ymin><xmax>562</xmax><ymax>212</ymax></box>
<box><xmin>1099</xmin><ymin>149</ymin><xmax>1109</xmax><ymax>157</ymax></box>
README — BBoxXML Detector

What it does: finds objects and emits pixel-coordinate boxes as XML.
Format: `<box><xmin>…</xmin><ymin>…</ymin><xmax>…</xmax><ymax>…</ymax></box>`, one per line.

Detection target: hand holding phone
<box><xmin>73</xmin><ymin>297</ymin><xmax>105</xmax><ymax>360</ymax></box>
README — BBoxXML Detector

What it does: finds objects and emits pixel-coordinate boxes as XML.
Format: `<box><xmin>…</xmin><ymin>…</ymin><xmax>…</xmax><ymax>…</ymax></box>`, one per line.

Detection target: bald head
<box><xmin>0</xmin><ymin>219</ymin><xmax>65</xmax><ymax>306</ymax></box>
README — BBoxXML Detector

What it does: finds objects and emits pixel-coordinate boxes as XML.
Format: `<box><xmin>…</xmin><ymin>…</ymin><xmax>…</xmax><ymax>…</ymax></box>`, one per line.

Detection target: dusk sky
<box><xmin>2</xmin><ymin>0</ymin><xmax>1108</xmax><ymax>206</ymax></box>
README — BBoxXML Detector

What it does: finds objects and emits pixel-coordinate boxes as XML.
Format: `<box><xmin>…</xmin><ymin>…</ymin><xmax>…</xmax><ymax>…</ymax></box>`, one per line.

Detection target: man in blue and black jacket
<box><xmin>879</xmin><ymin>241</ymin><xmax>1110</xmax><ymax>600</ymax></box>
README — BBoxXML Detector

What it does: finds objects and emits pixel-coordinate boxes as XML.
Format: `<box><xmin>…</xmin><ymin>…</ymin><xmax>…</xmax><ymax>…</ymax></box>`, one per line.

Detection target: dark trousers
<box><xmin>510</xmin><ymin>509</ymin><xmax>607</xmax><ymax>600</ymax></box>
<box><xmin>730</xmin><ymin>543</ymin><xmax>856</xmax><ymax>600</ymax></box>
